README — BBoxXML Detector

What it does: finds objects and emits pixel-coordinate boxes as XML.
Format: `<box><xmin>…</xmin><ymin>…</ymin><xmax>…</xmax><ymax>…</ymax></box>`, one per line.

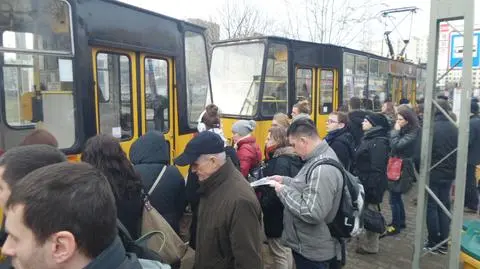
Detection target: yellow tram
<box><xmin>209</xmin><ymin>36</ymin><xmax>426</xmax><ymax>151</ymax></box>
<box><xmin>0</xmin><ymin>0</ymin><xmax>211</xmax><ymax>170</ymax></box>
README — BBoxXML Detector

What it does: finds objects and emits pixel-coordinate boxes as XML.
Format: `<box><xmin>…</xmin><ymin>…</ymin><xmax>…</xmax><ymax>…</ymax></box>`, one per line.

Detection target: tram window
<box><xmin>342</xmin><ymin>75</ymin><xmax>354</xmax><ymax>107</ymax></box>
<box><xmin>96</xmin><ymin>53</ymin><xmax>133</xmax><ymax>140</ymax></box>
<box><xmin>295</xmin><ymin>69</ymin><xmax>312</xmax><ymax>104</ymax></box>
<box><xmin>2</xmin><ymin>29</ymin><xmax>76</xmax><ymax>149</ymax></box>
<box><xmin>0</xmin><ymin>0</ymin><xmax>73</xmax><ymax>54</ymax></box>
<box><xmin>211</xmin><ymin>43</ymin><xmax>264</xmax><ymax>116</ymax></box>
<box><xmin>355</xmin><ymin>55</ymin><xmax>368</xmax><ymax>75</ymax></box>
<box><xmin>144</xmin><ymin>58</ymin><xmax>169</xmax><ymax>133</ymax></box>
<box><xmin>369</xmin><ymin>59</ymin><xmax>388</xmax><ymax>111</ymax></box>
<box><xmin>319</xmin><ymin>70</ymin><xmax>334</xmax><ymax>114</ymax></box>
<box><xmin>185</xmin><ymin>31</ymin><xmax>210</xmax><ymax>128</ymax></box>
<box><xmin>262</xmin><ymin>43</ymin><xmax>288</xmax><ymax>116</ymax></box>
<box><xmin>344</xmin><ymin>53</ymin><xmax>355</xmax><ymax>75</ymax></box>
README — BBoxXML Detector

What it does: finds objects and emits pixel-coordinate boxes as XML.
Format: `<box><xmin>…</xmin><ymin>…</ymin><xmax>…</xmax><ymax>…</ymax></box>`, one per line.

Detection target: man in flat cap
<box><xmin>175</xmin><ymin>132</ymin><xmax>263</xmax><ymax>269</ymax></box>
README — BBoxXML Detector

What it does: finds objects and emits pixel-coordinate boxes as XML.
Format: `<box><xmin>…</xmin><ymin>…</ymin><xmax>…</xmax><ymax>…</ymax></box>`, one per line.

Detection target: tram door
<box><xmin>316</xmin><ymin>69</ymin><xmax>337</xmax><ymax>138</ymax></box>
<box><xmin>91</xmin><ymin>48</ymin><xmax>139</xmax><ymax>157</ymax></box>
<box><xmin>139</xmin><ymin>54</ymin><xmax>175</xmax><ymax>164</ymax></box>
<box><xmin>295</xmin><ymin>67</ymin><xmax>338</xmax><ymax>138</ymax></box>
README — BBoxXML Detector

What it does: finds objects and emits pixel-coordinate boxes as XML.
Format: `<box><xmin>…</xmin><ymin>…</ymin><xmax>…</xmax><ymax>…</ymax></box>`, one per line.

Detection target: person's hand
<box><xmin>269</xmin><ymin>175</ymin><xmax>283</xmax><ymax>184</ymax></box>
<box><xmin>269</xmin><ymin>180</ymin><xmax>284</xmax><ymax>193</ymax></box>
<box><xmin>394</xmin><ymin>122</ymin><xmax>401</xmax><ymax>131</ymax></box>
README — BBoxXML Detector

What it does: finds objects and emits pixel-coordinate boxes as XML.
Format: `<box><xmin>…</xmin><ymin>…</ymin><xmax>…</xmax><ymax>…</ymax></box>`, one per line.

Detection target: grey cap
<box><xmin>232</xmin><ymin>120</ymin><xmax>256</xmax><ymax>136</ymax></box>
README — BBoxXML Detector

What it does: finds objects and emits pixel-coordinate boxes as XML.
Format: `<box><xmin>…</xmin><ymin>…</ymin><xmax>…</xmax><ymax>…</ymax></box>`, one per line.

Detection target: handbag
<box><xmin>387</xmin><ymin>157</ymin><xmax>403</xmax><ymax>181</ymax></box>
<box><xmin>248</xmin><ymin>163</ymin><xmax>265</xmax><ymax>182</ymax></box>
<box><xmin>362</xmin><ymin>205</ymin><xmax>386</xmax><ymax>234</ymax></box>
<box><xmin>142</xmin><ymin>166</ymin><xmax>195</xmax><ymax>268</ymax></box>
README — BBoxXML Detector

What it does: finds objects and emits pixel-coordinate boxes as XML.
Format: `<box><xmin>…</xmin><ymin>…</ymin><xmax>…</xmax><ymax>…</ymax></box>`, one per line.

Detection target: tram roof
<box><xmin>1</xmin><ymin>0</ymin><xmax>206</xmax><ymax>32</ymax></box>
<box><xmin>212</xmin><ymin>35</ymin><xmax>421</xmax><ymax>67</ymax></box>
<box><xmin>101</xmin><ymin>0</ymin><xmax>207</xmax><ymax>31</ymax></box>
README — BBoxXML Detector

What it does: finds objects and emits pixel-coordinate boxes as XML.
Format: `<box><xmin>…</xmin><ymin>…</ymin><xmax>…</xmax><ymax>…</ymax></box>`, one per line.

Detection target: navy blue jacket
<box><xmin>130</xmin><ymin>131</ymin><xmax>186</xmax><ymax>234</ymax></box>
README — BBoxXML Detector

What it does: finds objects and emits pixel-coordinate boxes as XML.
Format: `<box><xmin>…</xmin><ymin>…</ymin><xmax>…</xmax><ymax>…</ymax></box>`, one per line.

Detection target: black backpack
<box><xmin>306</xmin><ymin>158</ymin><xmax>365</xmax><ymax>239</ymax></box>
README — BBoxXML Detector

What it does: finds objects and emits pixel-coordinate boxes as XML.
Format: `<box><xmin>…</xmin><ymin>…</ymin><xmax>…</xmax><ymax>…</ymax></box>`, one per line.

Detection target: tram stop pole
<box><xmin>412</xmin><ymin>1</ymin><xmax>474</xmax><ymax>269</ymax></box>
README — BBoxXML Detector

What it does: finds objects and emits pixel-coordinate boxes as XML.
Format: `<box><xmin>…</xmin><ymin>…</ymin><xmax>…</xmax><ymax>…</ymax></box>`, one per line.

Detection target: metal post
<box><xmin>412</xmin><ymin>0</ymin><xmax>437</xmax><ymax>265</ymax></box>
<box><xmin>413</xmin><ymin>1</ymin><xmax>474</xmax><ymax>269</ymax></box>
<box><xmin>449</xmin><ymin>1</ymin><xmax>474</xmax><ymax>267</ymax></box>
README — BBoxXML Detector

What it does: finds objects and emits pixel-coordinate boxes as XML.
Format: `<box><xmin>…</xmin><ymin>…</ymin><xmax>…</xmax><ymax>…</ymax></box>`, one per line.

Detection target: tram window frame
<box><xmin>262</xmin><ymin>43</ymin><xmax>289</xmax><ymax>117</ymax></box>
<box><xmin>210</xmin><ymin>42</ymin><xmax>265</xmax><ymax>117</ymax></box>
<box><xmin>95</xmin><ymin>52</ymin><xmax>134</xmax><ymax>141</ymax></box>
<box><xmin>144</xmin><ymin>57</ymin><xmax>170</xmax><ymax>133</ymax></box>
<box><xmin>319</xmin><ymin>69</ymin><xmax>334</xmax><ymax>114</ymax></box>
<box><xmin>295</xmin><ymin>68</ymin><xmax>313</xmax><ymax>105</ymax></box>
<box><xmin>1</xmin><ymin>31</ymin><xmax>77</xmax><ymax>150</ymax></box>
<box><xmin>184</xmin><ymin>31</ymin><xmax>211</xmax><ymax>129</ymax></box>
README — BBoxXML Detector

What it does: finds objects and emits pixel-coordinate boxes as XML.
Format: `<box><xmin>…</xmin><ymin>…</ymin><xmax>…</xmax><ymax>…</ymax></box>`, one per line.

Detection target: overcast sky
<box><xmin>118</xmin><ymin>0</ymin><xmax>478</xmax><ymax>50</ymax></box>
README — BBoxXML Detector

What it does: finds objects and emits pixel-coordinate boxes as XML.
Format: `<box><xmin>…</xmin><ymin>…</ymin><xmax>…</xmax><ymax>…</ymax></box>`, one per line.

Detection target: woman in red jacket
<box><xmin>232</xmin><ymin>120</ymin><xmax>262</xmax><ymax>177</ymax></box>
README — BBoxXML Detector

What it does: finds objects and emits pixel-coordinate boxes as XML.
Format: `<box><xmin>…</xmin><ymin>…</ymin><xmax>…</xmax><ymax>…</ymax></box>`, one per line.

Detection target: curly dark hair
<box><xmin>81</xmin><ymin>134</ymin><xmax>142</xmax><ymax>200</ymax></box>
<box><xmin>397</xmin><ymin>106</ymin><xmax>420</xmax><ymax>133</ymax></box>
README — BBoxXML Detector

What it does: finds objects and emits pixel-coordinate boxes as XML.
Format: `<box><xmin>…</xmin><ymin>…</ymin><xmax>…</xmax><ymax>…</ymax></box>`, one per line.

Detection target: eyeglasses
<box><xmin>327</xmin><ymin>119</ymin><xmax>339</xmax><ymax>124</ymax></box>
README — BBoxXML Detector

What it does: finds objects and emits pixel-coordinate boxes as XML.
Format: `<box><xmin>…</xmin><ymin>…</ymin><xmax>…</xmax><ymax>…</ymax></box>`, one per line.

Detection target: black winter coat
<box><xmin>255</xmin><ymin>147</ymin><xmax>303</xmax><ymax>238</ymax></box>
<box><xmin>354</xmin><ymin>126</ymin><xmax>390</xmax><ymax>204</ymax></box>
<box><xmin>388</xmin><ymin>127</ymin><xmax>419</xmax><ymax>193</ymax></box>
<box><xmin>325</xmin><ymin>127</ymin><xmax>355</xmax><ymax>171</ymax></box>
<box><xmin>130</xmin><ymin>131</ymin><xmax>186</xmax><ymax>234</ymax></box>
<box><xmin>415</xmin><ymin>114</ymin><xmax>458</xmax><ymax>182</ymax></box>
<box><xmin>348</xmin><ymin>110</ymin><xmax>369</xmax><ymax>148</ymax></box>
<box><xmin>468</xmin><ymin>115</ymin><xmax>480</xmax><ymax>165</ymax></box>
<box><xmin>390</xmin><ymin>127</ymin><xmax>419</xmax><ymax>159</ymax></box>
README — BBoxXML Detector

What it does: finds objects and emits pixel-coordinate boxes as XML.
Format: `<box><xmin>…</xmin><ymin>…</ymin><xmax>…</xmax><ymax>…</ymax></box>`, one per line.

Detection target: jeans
<box><xmin>389</xmin><ymin>191</ymin><xmax>406</xmax><ymax>228</ymax></box>
<box><xmin>292</xmin><ymin>252</ymin><xmax>329</xmax><ymax>269</ymax></box>
<box><xmin>427</xmin><ymin>180</ymin><xmax>452</xmax><ymax>245</ymax></box>
<box><xmin>465</xmin><ymin>164</ymin><xmax>479</xmax><ymax>210</ymax></box>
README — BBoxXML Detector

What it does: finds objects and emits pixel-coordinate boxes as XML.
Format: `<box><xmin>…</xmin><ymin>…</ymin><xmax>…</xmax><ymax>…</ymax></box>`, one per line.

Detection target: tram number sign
<box><xmin>449</xmin><ymin>31</ymin><xmax>480</xmax><ymax>69</ymax></box>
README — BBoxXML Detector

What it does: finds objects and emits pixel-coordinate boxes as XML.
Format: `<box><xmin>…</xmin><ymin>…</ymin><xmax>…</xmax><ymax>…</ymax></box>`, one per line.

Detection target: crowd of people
<box><xmin>0</xmin><ymin>95</ymin><xmax>478</xmax><ymax>269</ymax></box>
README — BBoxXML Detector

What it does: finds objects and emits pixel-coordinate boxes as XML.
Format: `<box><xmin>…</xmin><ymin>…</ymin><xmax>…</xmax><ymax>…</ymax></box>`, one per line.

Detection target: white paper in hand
<box><xmin>250</xmin><ymin>177</ymin><xmax>275</xmax><ymax>187</ymax></box>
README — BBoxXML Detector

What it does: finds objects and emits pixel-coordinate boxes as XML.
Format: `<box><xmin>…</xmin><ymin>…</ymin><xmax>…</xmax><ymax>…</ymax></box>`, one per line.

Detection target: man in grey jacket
<box><xmin>270</xmin><ymin>118</ymin><xmax>343</xmax><ymax>269</ymax></box>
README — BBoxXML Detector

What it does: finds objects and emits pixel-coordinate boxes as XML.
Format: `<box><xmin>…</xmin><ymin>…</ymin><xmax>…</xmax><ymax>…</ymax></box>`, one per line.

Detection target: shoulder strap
<box><xmin>148</xmin><ymin>166</ymin><xmax>167</xmax><ymax>195</ymax></box>
<box><xmin>306</xmin><ymin>158</ymin><xmax>344</xmax><ymax>184</ymax></box>
<box><xmin>117</xmin><ymin>218</ymin><xmax>133</xmax><ymax>241</ymax></box>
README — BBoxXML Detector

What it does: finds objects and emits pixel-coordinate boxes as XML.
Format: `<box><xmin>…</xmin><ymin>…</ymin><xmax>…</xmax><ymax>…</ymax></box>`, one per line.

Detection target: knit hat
<box><xmin>232</xmin><ymin>120</ymin><xmax>256</xmax><ymax>136</ymax></box>
<box><xmin>365</xmin><ymin>113</ymin><xmax>390</xmax><ymax>130</ymax></box>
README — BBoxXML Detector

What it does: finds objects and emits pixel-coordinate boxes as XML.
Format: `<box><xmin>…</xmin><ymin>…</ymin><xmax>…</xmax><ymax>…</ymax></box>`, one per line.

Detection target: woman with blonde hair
<box><xmin>272</xmin><ymin>112</ymin><xmax>290</xmax><ymax>129</ymax></box>
<box><xmin>255</xmin><ymin>127</ymin><xmax>302</xmax><ymax>269</ymax></box>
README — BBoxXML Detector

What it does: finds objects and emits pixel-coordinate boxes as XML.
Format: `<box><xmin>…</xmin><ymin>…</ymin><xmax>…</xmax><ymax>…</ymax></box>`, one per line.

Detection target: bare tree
<box><xmin>216</xmin><ymin>0</ymin><xmax>276</xmax><ymax>39</ymax></box>
<box><xmin>283</xmin><ymin>0</ymin><xmax>386</xmax><ymax>46</ymax></box>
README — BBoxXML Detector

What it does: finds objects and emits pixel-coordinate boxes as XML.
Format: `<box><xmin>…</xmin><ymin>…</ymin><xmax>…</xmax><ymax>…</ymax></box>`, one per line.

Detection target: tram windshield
<box><xmin>0</xmin><ymin>0</ymin><xmax>75</xmax><ymax>148</ymax></box>
<box><xmin>210</xmin><ymin>42</ymin><xmax>265</xmax><ymax>116</ymax></box>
